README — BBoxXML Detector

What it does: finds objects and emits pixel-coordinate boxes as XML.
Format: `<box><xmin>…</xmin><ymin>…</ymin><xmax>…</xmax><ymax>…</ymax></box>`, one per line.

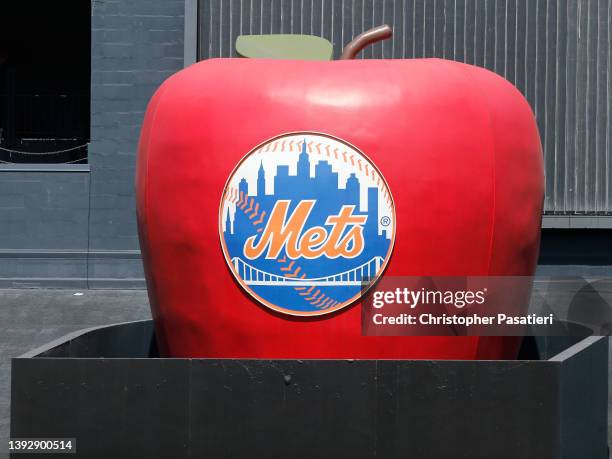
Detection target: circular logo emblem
<box><xmin>219</xmin><ymin>132</ymin><xmax>395</xmax><ymax>316</ymax></box>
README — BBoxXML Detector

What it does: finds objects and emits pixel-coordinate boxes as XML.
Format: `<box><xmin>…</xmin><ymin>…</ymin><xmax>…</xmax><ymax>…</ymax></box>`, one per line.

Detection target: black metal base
<box><xmin>10</xmin><ymin>320</ymin><xmax>608</xmax><ymax>459</ymax></box>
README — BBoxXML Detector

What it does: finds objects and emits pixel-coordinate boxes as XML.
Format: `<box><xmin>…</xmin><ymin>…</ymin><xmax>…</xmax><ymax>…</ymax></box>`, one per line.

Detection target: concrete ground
<box><xmin>0</xmin><ymin>286</ymin><xmax>610</xmax><ymax>456</ymax></box>
<box><xmin>0</xmin><ymin>289</ymin><xmax>151</xmax><ymax>457</ymax></box>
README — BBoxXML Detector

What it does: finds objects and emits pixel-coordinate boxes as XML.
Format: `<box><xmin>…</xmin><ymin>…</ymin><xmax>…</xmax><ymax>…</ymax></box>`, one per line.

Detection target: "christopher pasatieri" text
<box><xmin>371</xmin><ymin>312</ymin><xmax>554</xmax><ymax>326</ymax></box>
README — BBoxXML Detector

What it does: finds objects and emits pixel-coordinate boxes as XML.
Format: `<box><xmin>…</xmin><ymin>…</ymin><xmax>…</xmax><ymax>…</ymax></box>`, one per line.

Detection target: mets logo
<box><xmin>219</xmin><ymin>132</ymin><xmax>395</xmax><ymax>317</ymax></box>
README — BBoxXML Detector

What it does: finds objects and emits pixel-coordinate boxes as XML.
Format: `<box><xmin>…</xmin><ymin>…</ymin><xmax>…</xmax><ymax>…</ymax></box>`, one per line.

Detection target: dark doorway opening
<box><xmin>539</xmin><ymin>229</ymin><xmax>612</xmax><ymax>266</ymax></box>
<box><xmin>0</xmin><ymin>0</ymin><xmax>90</xmax><ymax>164</ymax></box>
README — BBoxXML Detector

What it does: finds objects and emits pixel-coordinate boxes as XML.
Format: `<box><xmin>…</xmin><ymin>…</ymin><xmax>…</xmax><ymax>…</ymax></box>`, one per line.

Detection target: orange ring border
<box><xmin>218</xmin><ymin>131</ymin><xmax>397</xmax><ymax>317</ymax></box>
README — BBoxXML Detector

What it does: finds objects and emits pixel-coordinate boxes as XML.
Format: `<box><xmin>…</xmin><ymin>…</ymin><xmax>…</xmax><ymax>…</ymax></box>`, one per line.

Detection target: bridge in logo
<box><xmin>231</xmin><ymin>257</ymin><xmax>384</xmax><ymax>286</ymax></box>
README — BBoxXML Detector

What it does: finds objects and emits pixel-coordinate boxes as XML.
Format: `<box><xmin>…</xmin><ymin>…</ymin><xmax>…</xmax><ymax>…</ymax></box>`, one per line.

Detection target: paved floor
<box><xmin>0</xmin><ymin>289</ymin><xmax>151</xmax><ymax>457</ymax></box>
<box><xmin>0</xmin><ymin>287</ymin><xmax>610</xmax><ymax>456</ymax></box>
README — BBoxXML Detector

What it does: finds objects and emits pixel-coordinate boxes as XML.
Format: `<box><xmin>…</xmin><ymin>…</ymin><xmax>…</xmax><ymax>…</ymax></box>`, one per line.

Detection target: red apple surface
<box><xmin>136</xmin><ymin>57</ymin><xmax>543</xmax><ymax>359</ymax></box>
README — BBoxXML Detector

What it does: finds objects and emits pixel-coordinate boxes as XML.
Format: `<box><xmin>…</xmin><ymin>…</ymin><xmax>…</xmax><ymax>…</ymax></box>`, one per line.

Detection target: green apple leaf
<box><xmin>235</xmin><ymin>35</ymin><xmax>333</xmax><ymax>61</ymax></box>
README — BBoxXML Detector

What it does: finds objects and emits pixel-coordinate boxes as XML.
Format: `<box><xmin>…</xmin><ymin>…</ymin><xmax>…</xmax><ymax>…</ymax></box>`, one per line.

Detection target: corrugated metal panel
<box><xmin>198</xmin><ymin>0</ymin><xmax>612</xmax><ymax>215</ymax></box>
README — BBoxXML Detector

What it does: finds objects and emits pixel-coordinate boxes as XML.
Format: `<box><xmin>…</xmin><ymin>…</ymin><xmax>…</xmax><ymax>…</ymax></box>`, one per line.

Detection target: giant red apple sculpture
<box><xmin>136</xmin><ymin>26</ymin><xmax>543</xmax><ymax>359</ymax></box>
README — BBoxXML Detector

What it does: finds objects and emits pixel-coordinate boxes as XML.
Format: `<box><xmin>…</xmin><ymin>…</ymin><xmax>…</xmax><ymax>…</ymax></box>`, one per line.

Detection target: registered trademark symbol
<box><xmin>380</xmin><ymin>216</ymin><xmax>391</xmax><ymax>227</ymax></box>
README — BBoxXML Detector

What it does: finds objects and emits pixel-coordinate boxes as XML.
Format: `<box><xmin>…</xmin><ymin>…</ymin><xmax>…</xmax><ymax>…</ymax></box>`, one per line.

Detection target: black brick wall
<box><xmin>90</xmin><ymin>0</ymin><xmax>184</xmax><ymax>252</ymax></box>
<box><xmin>0</xmin><ymin>0</ymin><xmax>185</xmax><ymax>287</ymax></box>
<box><xmin>0</xmin><ymin>171</ymin><xmax>89</xmax><ymax>251</ymax></box>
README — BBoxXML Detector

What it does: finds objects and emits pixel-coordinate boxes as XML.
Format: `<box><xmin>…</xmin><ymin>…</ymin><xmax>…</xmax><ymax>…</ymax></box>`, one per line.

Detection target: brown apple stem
<box><xmin>339</xmin><ymin>25</ymin><xmax>393</xmax><ymax>60</ymax></box>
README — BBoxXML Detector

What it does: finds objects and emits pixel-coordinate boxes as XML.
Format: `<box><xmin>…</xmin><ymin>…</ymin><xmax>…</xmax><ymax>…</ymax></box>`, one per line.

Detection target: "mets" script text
<box><xmin>243</xmin><ymin>200</ymin><xmax>367</xmax><ymax>260</ymax></box>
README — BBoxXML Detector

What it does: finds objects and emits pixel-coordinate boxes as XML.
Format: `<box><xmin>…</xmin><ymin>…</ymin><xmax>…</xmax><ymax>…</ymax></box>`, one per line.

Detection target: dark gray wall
<box><xmin>0</xmin><ymin>166</ymin><xmax>89</xmax><ymax>287</ymax></box>
<box><xmin>0</xmin><ymin>0</ymin><xmax>185</xmax><ymax>287</ymax></box>
<box><xmin>88</xmin><ymin>0</ymin><xmax>185</xmax><ymax>287</ymax></box>
<box><xmin>198</xmin><ymin>0</ymin><xmax>612</xmax><ymax>217</ymax></box>
<box><xmin>90</xmin><ymin>0</ymin><xmax>185</xmax><ymax>251</ymax></box>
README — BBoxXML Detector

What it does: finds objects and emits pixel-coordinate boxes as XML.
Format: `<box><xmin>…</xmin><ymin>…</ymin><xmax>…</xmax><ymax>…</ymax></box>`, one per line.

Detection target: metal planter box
<box><xmin>11</xmin><ymin>320</ymin><xmax>608</xmax><ymax>459</ymax></box>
